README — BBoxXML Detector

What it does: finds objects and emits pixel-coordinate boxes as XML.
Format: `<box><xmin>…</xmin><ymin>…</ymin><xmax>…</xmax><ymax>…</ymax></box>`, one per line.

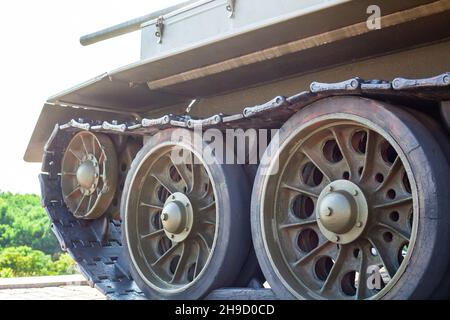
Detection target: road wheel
<box><xmin>122</xmin><ymin>128</ymin><xmax>251</xmax><ymax>299</ymax></box>
<box><xmin>251</xmin><ymin>96</ymin><xmax>450</xmax><ymax>299</ymax></box>
<box><xmin>61</xmin><ymin>131</ymin><xmax>117</xmax><ymax>219</ymax></box>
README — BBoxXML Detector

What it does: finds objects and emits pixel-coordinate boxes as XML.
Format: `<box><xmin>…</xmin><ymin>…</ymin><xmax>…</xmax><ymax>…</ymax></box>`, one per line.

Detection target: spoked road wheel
<box><xmin>122</xmin><ymin>128</ymin><xmax>251</xmax><ymax>299</ymax></box>
<box><xmin>252</xmin><ymin>96</ymin><xmax>450</xmax><ymax>299</ymax></box>
<box><xmin>61</xmin><ymin>131</ymin><xmax>118</xmax><ymax>219</ymax></box>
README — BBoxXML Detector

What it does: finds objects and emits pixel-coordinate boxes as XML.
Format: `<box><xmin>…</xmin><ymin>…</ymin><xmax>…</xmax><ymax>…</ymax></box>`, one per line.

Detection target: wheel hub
<box><xmin>161</xmin><ymin>192</ymin><xmax>193</xmax><ymax>242</ymax></box>
<box><xmin>76</xmin><ymin>154</ymin><xmax>99</xmax><ymax>195</ymax></box>
<box><xmin>316</xmin><ymin>180</ymin><xmax>368</xmax><ymax>244</ymax></box>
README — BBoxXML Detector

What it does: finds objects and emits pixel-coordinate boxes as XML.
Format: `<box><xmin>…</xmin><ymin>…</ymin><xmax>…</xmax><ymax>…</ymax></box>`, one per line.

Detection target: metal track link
<box><xmin>41</xmin><ymin>72</ymin><xmax>449</xmax><ymax>300</ymax></box>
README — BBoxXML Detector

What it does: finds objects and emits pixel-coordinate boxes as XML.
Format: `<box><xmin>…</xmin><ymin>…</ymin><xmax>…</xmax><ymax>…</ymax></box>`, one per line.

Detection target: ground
<box><xmin>0</xmin><ymin>285</ymin><xmax>105</xmax><ymax>300</ymax></box>
<box><xmin>0</xmin><ymin>274</ymin><xmax>106</xmax><ymax>300</ymax></box>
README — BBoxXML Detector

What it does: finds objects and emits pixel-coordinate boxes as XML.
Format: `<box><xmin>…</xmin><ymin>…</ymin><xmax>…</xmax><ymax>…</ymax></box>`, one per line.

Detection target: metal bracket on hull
<box><xmin>155</xmin><ymin>16</ymin><xmax>164</xmax><ymax>44</ymax></box>
<box><xmin>226</xmin><ymin>0</ymin><xmax>236</xmax><ymax>18</ymax></box>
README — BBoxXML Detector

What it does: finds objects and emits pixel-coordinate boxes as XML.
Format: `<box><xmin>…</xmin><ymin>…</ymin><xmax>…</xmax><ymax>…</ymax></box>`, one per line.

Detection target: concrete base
<box><xmin>0</xmin><ymin>274</ymin><xmax>87</xmax><ymax>290</ymax></box>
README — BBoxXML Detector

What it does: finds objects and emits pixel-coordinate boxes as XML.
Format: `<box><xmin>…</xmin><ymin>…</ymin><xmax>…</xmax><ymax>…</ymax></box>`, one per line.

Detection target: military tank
<box><xmin>25</xmin><ymin>0</ymin><xmax>450</xmax><ymax>300</ymax></box>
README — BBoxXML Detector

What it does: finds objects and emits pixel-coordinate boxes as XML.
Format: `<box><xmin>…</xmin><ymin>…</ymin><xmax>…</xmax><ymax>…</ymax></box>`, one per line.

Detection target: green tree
<box><xmin>0</xmin><ymin>192</ymin><xmax>76</xmax><ymax>277</ymax></box>
<box><xmin>0</xmin><ymin>246</ymin><xmax>75</xmax><ymax>278</ymax></box>
<box><xmin>0</xmin><ymin>246</ymin><xmax>52</xmax><ymax>277</ymax></box>
<box><xmin>50</xmin><ymin>253</ymin><xmax>76</xmax><ymax>275</ymax></box>
<box><xmin>0</xmin><ymin>192</ymin><xmax>59</xmax><ymax>255</ymax></box>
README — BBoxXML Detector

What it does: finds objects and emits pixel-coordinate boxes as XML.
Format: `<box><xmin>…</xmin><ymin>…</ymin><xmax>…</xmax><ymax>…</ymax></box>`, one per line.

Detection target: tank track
<box><xmin>40</xmin><ymin>72</ymin><xmax>449</xmax><ymax>300</ymax></box>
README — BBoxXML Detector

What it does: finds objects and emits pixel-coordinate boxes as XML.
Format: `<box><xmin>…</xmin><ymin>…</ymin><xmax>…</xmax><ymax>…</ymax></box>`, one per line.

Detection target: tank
<box><xmin>24</xmin><ymin>0</ymin><xmax>450</xmax><ymax>300</ymax></box>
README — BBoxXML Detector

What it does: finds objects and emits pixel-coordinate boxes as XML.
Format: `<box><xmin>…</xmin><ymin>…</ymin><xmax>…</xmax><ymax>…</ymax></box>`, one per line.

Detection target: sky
<box><xmin>0</xmin><ymin>0</ymin><xmax>184</xmax><ymax>194</ymax></box>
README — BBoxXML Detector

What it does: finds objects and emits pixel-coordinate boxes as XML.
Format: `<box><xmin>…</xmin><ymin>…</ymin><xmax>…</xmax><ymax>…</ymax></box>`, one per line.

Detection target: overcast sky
<box><xmin>0</xmin><ymin>0</ymin><xmax>184</xmax><ymax>194</ymax></box>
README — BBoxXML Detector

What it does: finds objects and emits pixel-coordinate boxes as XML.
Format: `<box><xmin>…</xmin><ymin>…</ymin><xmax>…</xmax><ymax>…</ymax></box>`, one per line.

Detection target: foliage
<box><xmin>0</xmin><ymin>192</ymin><xmax>76</xmax><ymax>277</ymax></box>
<box><xmin>0</xmin><ymin>192</ymin><xmax>60</xmax><ymax>255</ymax></box>
<box><xmin>0</xmin><ymin>246</ymin><xmax>75</xmax><ymax>278</ymax></box>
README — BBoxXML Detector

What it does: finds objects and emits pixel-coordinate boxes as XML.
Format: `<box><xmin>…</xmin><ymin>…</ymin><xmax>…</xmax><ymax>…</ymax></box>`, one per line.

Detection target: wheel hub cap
<box><xmin>316</xmin><ymin>180</ymin><xmax>368</xmax><ymax>244</ymax></box>
<box><xmin>161</xmin><ymin>192</ymin><xmax>193</xmax><ymax>242</ymax></box>
<box><xmin>76</xmin><ymin>154</ymin><xmax>99</xmax><ymax>195</ymax></box>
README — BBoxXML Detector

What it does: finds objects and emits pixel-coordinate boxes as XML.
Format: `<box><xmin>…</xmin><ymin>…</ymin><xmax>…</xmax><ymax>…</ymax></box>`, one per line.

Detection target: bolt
<box><xmin>353</xmin><ymin>190</ymin><xmax>358</xmax><ymax>196</ymax></box>
<box><xmin>324</xmin><ymin>207</ymin><xmax>333</xmax><ymax>216</ymax></box>
<box><xmin>172</xmin><ymin>195</ymin><xmax>175</xmax><ymax>200</ymax></box>
<box><xmin>162</xmin><ymin>213</ymin><xmax>169</xmax><ymax>221</ymax></box>
<box><xmin>185</xmin><ymin>227</ymin><xmax>189</xmax><ymax>232</ymax></box>
<box><xmin>185</xmin><ymin>203</ymin><xmax>190</xmax><ymax>208</ymax></box>
<box><xmin>356</xmin><ymin>221</ymin><xmax>363</xmax><ymax>228</ymax></box>
<box><xmin>443</xmin><ymin>75</ymin><xmax>449</xmax><ymax>84</ymax></box>
<box><xmin>335</xmin><ymin>235</ymin><xmax>340</xmax><ymax>242</ymax></box>
<box><xmin>171</xmin><ymin>234</ymin><xmax>175</xmax><ymax>239</ymax></box>
<box><xmin>328</xmin><ymin>186</ymin><xmax>334</xmax><ymax>192</ymax></box>
<box><xmin>95</xmin><ymin>173</ymin><xmax>99</xmax><ymax>178</ymax></box>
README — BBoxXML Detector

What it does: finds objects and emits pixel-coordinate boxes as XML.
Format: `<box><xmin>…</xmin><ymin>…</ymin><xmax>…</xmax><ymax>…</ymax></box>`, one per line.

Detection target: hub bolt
<box><xmin>162</xmin><ymin>213</ymin><xmax>169</xmax><ymax>221</ymax></box>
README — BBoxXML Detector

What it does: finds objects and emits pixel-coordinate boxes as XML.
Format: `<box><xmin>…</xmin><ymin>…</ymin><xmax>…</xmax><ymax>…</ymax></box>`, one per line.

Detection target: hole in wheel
<box><xmin>323</xmin><ymin>140</ymin><xmax>343</xmax><ymax>163</ymax></box>
<box><xmin>121</xmin><ymin>163</ymin><xmax>127</xmax><ymax>172</ymax></box>
<box><xmin>390</xmin><ymin>211</ymin><xmax>400</xmax><ymax>222</ymax></box>
<box><xmin>387</xmin><ymin>189</ymin><xmax>396</xmax><ymax>200</ymax></box>
<box><xmin>152</xmin><ymin>211</ymin><xmax>163</xmax><ymax>229</ymax></box>
<box><xmin>342</xmin><ymin>171</ymin><xmax>350</xmax><ymax>180</ymax></box>
<box><xmin>351</xmin><ymin>131</ymin><xmax>367</xmax><ymax>154</ymax></box>
<box><xmin>292</xmin><ymin>195</ymin><xmax>315</xmax><ymax>219</ymax></box>
<box><xmin>380</xmin><ymin>141</ymin><xmax>397</xmax><ymax>164</ymax></box>
<box><xmin>353</xmin><ymin>248</ymin><xmax>360</xmax><ymax>258</ymax></box>
<box><xmin>398</xmin><ymin>243</ymin><xmax>409</xmax><ymax>265</ymax></box>
<box><xmin>341</xmin><ymin>271</ymin><xmax>357</xmax><ymax>296</ymax></box>
<box><xmin>157</xmin><ymin>236</ymin><xmax>172</xmax><ymax>255</ymax></box>
<box><xmin>301</xmin><ymin>162</ymin><xmax>323</xmax><ymax>187</ymax></box>
<box><xmin>370</xmin><ymin>246</ymin><xmax>378</xmax><ymax>256</ymax></box>
<box><xmin>297</xmin><ymin>228</ymin><xmax>319</xmax><ymax>253</ymax></box>
<box><xmin>358</xmin><ymin>167</ymin><xmax>364</xmax><ymax>176</ymax></box>
<box><xmin>187</xmin><ymin>263</ymin><xmax>196</xmax><ymax>282</ymax></box>
<box><xmin>402</xmin><ymin>172</ymin><xmax>411</xmax><ymax>194</ymax></box>
<box><xmin>169</xmin><ymin>255</ymin><xmax>181</xmax><ymax>274</ymax></box>
<box><xmin>314</xmin><ymin>256</ymin><xmax>334</xmax><ymax>281</ymax></box>
<box><xmin>383</xmin><ymin>232</ymin><xmax>393</xmax><ymax>243</ymax></box>
<box><xmin>157</xmin><ymin>185</ymin><xmax>170</xmax><ymax>203</ymax></box>
<box><xmin>375</xmin><ymin>173</ymin><xmax>384</xmax><ymax>183</ymax></box>
<box><xmin>169</xmin><ymin>165</ymin><xmax>182</xmax><ymax>183</ymax></box>
<box><xmin>408</xmin><ymin>209</ymin><xmax>413</xmax><ymax>230</ymax></box>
